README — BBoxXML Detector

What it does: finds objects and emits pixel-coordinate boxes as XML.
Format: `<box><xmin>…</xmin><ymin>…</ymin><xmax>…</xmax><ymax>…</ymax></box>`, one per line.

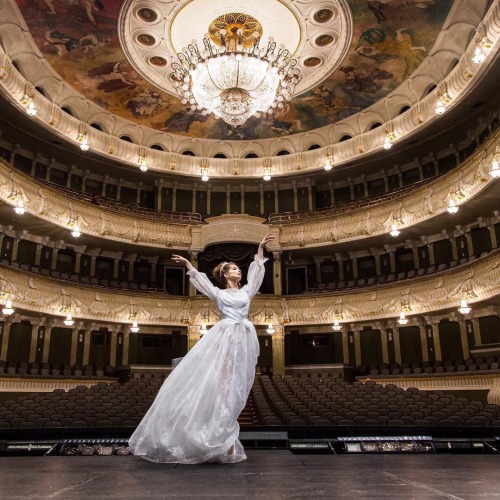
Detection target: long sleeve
<box><xmin>246</xmin><ymin>255</ymin><xmax>268</xmax><ymax>299</ymax></box>
<box><xmin>187</xmin><ymin>269</ymin><xmax>219</xmax><ymax>302</ymax></box>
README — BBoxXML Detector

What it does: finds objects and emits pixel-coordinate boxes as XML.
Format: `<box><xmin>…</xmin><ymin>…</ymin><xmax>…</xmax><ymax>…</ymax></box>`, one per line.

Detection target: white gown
<box><xmin>129</xmin><ymin>255</ymin><xmax>267</xmax><ymax>464</ymax></box>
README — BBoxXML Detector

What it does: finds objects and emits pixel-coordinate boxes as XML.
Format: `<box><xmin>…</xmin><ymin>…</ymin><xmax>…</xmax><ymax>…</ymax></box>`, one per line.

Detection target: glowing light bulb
<box><xmin>389</xmin><ymin>223</ymin><xmax>400</xmax><ymax>237</ymax></box>
<box><xmin>64</xmin><ymin>312</ymin><xmax>74</xmax><ymax>326</ymax></box>
<box><xmin>447</xmin><ymin>199</ymin><xmax>459</xmax><ymax>214</ymax></box>
<box><xmin>383</xmin><ymin>136</ymin><xmax>393</xmax><ymax>150</ymax></box>
<box><xmin>130</xmin><ymin>321</ymin><xmax>140</xmax><ymax>333</ymax></box>
<box><xmin>472</xmin><ymin>46</ymin><xmax>485</xmax><ymax>64</ymax></box>
<box><xmin>490</xmin><ymin>159</ymin><xmax>500</xmax><ymax>178</ymax></box>
<box><xmin>435</xmin><ymin>100</ymin><xmax>445</xmax><ymax>114</ymax></box>
<box><xmin>266</xmin><ymin>323</ymin><xmax>275</xmax><ymax>334</ymax></box>
<box><xmin>26</xmin><ymin>101</ymin><xmax>37</xmax><ymax>116</ymax></box>
<box><xmin>71</xmin><ymin>224</ymin><xmax>81</xmax><ymax>238</ymax></box>
<box><xmin>332</xmin><ymin>319</ymin><xmax>342</xmax><ymax>331</ymax></box>
<box><xmin>2</xmin><ymin>299</ymin><xmax>14</xmax><ymax>316</ymax></box>
<box><xmin>458</xmin><ymin>299</ymin><xmax>471</xmax><ymax>315</ymax></box>
<box><xmin>397</xmin><ymin>311</ymin><xmax>408</xmax><ymax>325</ymax></box>
<box><xmin>80</xmin><ymin>137</ymin><xmax>89</xmax><ymax>151</ymax></box>
<box><xmin>14</xmin><ymin>199</ymin><xmax>25</xmax><ymax>215</ymax></box>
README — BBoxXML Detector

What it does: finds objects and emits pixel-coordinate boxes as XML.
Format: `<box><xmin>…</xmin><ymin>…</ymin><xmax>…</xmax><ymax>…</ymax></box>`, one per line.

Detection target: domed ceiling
<box><xmin>15</xmin><ymin>0</ymin><xmax>453</xmax><ymax>141</ymax></box>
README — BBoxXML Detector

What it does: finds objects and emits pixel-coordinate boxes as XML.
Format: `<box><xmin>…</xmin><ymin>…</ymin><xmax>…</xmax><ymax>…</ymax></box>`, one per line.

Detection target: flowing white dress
<box><xmin>129</xmin><ymin>255</ymin><xmax>267</xmax><ymax>464</ymax></box>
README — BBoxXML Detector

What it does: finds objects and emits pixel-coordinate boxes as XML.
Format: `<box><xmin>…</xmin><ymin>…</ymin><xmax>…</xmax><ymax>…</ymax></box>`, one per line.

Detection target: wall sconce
<box><xmin>138</xmin><ymin>150</ymin><xmax>148</xmax><ymax>172</ymax></box>
<box><xmin>201</xmin><ymin>166</ymin><xmax>209</xmax><ymax>182</ymax></box>
<box><xmin>199</xmin><ymin>323</ymin><xmax>208</xmax><ymax>335</ymax></box>
<box><xmin>130</xmin><ymin>320</ymin><xmax>140</xmax><ymax>333</ymax></box>
<box><xmin>323</xmin><ymin>157</ymin><xmax>333</xmax><ymax>171</ymax></box>
<box><xmin>2</xmin><ymin>299</ymin><xmax>14</xmax><ymax>316</ymax></box>
<box><xmin>397</xmin><ymin>311</ymin><xmax>408</xmax><ymax>325</ymax></box>
<box><xmin>263</xmin><ymin>167</ymin><xmax>272</xmax><ymax>181</ymax></box>
<box><xmin>458</xmin><ymin>299</ymin><xmax>471</xmax><ymax>315</ymax></box>
<box><xmin>447</xmin><ymin>199</ymin><xmax>459</xmax><ymax>214</ymax></box>
<box><xmin>266</xmin><ymin>323</ymin><xmax>275</xmax><ymax>334</ymax></box>
<box><xmin>14</xmin><ymin>198</ymin><xmax>25</xmax><ymax>215</ymax></box>
<box><xmin>383</xmin><ymin>130</ymin><xmax>395</xmax><ymax>150</ymax></box>
<box><xmin>63</xmin><ymin>312</ymin><xmax>74</xmax><ymax>326</ymax></box>
<box><xmin>332</xmin><ymin>319</ymin><xmax>342</xmax><ymax>331</ymax></box>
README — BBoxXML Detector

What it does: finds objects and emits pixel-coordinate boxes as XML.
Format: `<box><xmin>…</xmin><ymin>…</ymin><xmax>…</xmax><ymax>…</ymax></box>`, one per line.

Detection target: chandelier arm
<box><xmin>203</xmin><ymin>38</ymin><xmax>216</xmax><ymax>58</ymax></box>
<box><xmin>264</xmin><ymin>41</ymin><xmax>277</xmax><ymax>59</ymax></box>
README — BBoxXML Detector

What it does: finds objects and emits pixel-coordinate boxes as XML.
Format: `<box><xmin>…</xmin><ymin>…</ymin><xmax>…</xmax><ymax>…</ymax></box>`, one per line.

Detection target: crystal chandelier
<box><xmin>169</xmin><ymin>13</ymin><xmax>300</xmax><ymax>127</ymax></box>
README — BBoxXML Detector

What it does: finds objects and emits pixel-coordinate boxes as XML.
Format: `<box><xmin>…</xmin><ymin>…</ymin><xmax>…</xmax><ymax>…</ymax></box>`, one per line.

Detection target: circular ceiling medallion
<box><xmin>137</xmin><ymin>8</ymin><xmax>158</xmax><ymax>23</ymax></box>
<box><xmin>149</xmin><ymin>56</ymin><xmax>167</xmax><ymax>67</ymax></box>
<box><xmin>137</xmin><ymin>33</ymin><xmax>156</xmax><ymax>46</ymax></box>
<box><xmin>208</xmin><ymin>13</ymin><xmax>263</xmax><ymax>48</ymax></box>
<box><xmin>304</xmin><ymin>57</ymin><xmax>322</xmax><ymax>67</ymax></box>
<box><xmin>315</xmin><ymin>34</ymin><xmax>334</xmax><ymax>47</ymax></box>
<box><xmin>314</xmin><ymin>9</ymin><xmax>334</xmax><ymax>23</ymax></box>
<box><xmin>119</xmin><ymin>0</ymin><xmax>353</xmax><ymax>98</ymax></box>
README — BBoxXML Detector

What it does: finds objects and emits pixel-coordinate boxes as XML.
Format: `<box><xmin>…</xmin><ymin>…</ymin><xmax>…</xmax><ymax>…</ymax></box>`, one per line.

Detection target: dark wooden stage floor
<box><xmin>1</xmin><ymin>451</ymin><xmax>499</xmax><ymax>499</ymax></box>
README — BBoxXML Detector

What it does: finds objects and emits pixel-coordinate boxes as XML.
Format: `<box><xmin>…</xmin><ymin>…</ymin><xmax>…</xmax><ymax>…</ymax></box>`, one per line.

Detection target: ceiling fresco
<box><xmin>16</xmin><ymin>0</ymin><xmax>453</xmax><ymax>141</ymax></box>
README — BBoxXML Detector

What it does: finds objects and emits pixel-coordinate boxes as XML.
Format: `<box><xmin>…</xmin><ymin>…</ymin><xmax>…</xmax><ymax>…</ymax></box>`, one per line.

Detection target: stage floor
<box><xmin>1</xmin><ymin>451</ymin><xmax>499</xmax><ymax>499</ymax></box>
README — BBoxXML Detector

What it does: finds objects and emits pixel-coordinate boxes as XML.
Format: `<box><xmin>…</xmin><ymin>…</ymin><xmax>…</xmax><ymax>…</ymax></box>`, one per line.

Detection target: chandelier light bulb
<box><xmin>447</xmin><ymin>199</ymin><xmax>459</xmax><ymax>214</ymax></box>
<box><xmin>64</xmin><ymin>312</ymin><xmax>74</xmax><ymax>326</ymax></box>
<box><xmin>490</xmin><ymin>159</ymin><xmax>500</xmax><ymax>178</ymax></box>
<box><xmin>26</xmin><ymin>100</ymin><xmax>37</xmax><ymax>116</ymax></box>
<box><xmin>458</xmin><ymin>299</ymin><xmax>471</xmax><ymax>315</ymax></box>
<box><xmin>14</xmin><ymin>199</ymin><xmax>25</xmax><ymax>215</ymax></box>
<box><xmin>332</xmin><ymin>319</ymin><xmax>342</xmax><ymax>331</ymax></box>
<box><xmin>472</xmin><ymin>46</ymin><xmax>485</xmax><ymax>64</ymax></box>
<box><xmin>383</xmin><ymin>136</ymin><xmax>393</xmax><ymax>150</ymax></box>
<box><xmin>397</xmin><ymin>311</ymin><xmax>408</xmax><ymax>325</ymax></box>
<box><xmin>130</xmin><ymin>320</ymin><xmax>140</xmax><ymax>333</ymax></box>
<box><xmin>389</xmin><ymin>223</ymin><xmax>400</xmax><ymax>237</ymax></box>
<box><xmin>324</xmin><ymin>158</ymin><xmax>333</xmax><ymax>171</ymax></box>
<box><xmin>435</xmin><ymin>99</ymin><xmax>446</xmax><ymax>114</ymax></box>
<box><xmin>71</xmin><ymin>224</ymin><xmax>81</xmax><ymax>238</ymax></box>
<box><xmin>263</xmin><ymin>167</ymin><xmax>272</xmax><ymax>181</ymax></box>
<box><xmin>2</xmin><ymin>299</ymin><xmax>14</xmax><ymax>316</ymax></box>
<box><xmin>266</xmin><ymin>323</ymin><xmax>275</xmax><ymax>335</ymax></box>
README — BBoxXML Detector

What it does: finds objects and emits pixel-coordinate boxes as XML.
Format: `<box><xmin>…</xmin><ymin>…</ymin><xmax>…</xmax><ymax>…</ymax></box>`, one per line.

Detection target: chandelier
<box><xmin>169</xmin><ymin>13</ymin><xmax>300</xmax><ymax>126</ymax></box>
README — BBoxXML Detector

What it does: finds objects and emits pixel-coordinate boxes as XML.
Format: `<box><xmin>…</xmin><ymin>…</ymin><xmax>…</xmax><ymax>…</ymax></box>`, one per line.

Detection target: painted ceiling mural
<box><xmin>16</xmin><ymin>0</ymin><xmax>453</xmax><ymax>141</ymax></box>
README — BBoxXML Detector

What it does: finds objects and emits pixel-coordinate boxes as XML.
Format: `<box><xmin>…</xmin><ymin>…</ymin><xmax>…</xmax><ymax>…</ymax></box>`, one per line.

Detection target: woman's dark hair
<box><xmin>212</xmin><ymin>261</ymin><xmax>238</xmax><ymax>288</ymax></box>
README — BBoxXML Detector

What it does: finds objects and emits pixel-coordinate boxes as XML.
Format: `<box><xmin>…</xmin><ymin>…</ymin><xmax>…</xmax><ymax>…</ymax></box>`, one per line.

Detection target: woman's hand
<box><xmin>171</xmin><ymin>254</ymin><xmax>194</xmax><ymax>271</ymax></box>
<box><xmin>259</xmin><ymin>233</ymin><xmax>275</xmax><ymax>248</ymax></box>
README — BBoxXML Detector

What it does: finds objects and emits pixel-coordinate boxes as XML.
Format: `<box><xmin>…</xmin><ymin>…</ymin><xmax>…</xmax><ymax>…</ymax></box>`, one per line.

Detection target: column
<box><xmin>465</xmin><ymin>233</ymin><xmax>474</xmax><ymax>257</ymax></box>
<box><xmin>90</xmin><ymin>255</ymin><xmax>97</xmax><ymax>277</ymax></box>
<box><xmin>11</xmin><ymin>238</ymin><xmax>20</xmax><ymax>262</ymax></box>
<box><xmin>41</xmin><ymin>320</ymin><xmax>54</xmax><ymax>364</ymax></box>
<box><xmin>35</xmin><ymin>244</ymin><xmax>43</xmax><ymax>266</ymax></box>
<box><xmin>353</xmin><ymin>328</ymin><xmax>361</xmax><ymax>367</ymax></box>
<box><xmin>28</xmin><ymin>322</ymin><xmax>37</xmax><ymax>363</ymax></box>
<box><xmin>382</xmin><ymin>171</ymin><xmax>389</xmax><ymax>193</ymax></box>
<box><xmin>240</xmin><ymin>185</ymin><xmax>245</xmax><ymax>214</ymax></box>
<box><xmin>122</xmin><ymin>331</ymin><xmax>130</xmax><ymax>366</ymax></box>
<box><xmin>155</xmin><ymin>180</ymin><xmax>162</xmax><ymax>212</ymax></box>
<box><xmin>307</xmin><ymin>180</ymin><xmax>313</xmax><ymax>210</ymax></box>
<box><xmin>380</xmin><ymin>323</ymin><xmax>389</xmax><ymax>364</ymax></box>
<box><xmin>418</xmin><ymin>319</ymin><xmax>429</xmax><ymax>362</ymax></box>
<box><xmin>489</xmin><ymin>224</ymin><xmax>498</xmax><ymax>249</ymax></box>
<box><xmin>127</xmin><ymin>256</ymin><xmax>136</xmax><ymax>281</ymax></box>
<box><xmin>189</xmin><ymin>253</ymin><xmax>198</xmax><ymax>296</ymax></box>
<box><xmin>0</xmin><ymin>319</ymin><xmax>12</xmax><ymax>361</ymax></box>
<box><xmin>341</xmin><ymin>331</ymin><xmax>349</xmax><ymax>364</ymax></box>
<box><xmin>51</xmin><ymin>247</ymin><xmax>58</xmax><ymax>270</ymax></box>
<box><xmin>418</xmin><ymin>164</ymin><xmax>424</xmax><ymax>181</ymax></box>
<box><xmin>70</xmin><ymin>326</ymin><xmax>79</xmax><ymax>365</ymax></box>
<box><xmin>109</xmin><ymin>331</ymin><xmax>118</xmax><ymax>367</ymax></box>
<box><xmin>272</xmin><ymin>253</ymin><xmax>282</xmax><ymax>295</ymax></box>
<box><xmin>187</xmin><ymin>325</ymin><xmax>201</xmax><ymax>351</ymax></box>
<box><xmin>207</xmin><ymin>186</ymin><xmax>211</xmax><ymax>216</ymax></box>
<box><xmin>348</xmin><ymin>178</ymin><xmax>354</xmax><ymax>200</ymax></box>
<box><xmin>75</xmin><ymin>250</ymin><xmax>83</xmax><ymax>274</ymax></box>
<box><xmin>389</xmin><ymin>251</ymin><xmax>396</xmax><ymax>273</ymax></box>
<box><xmin>459</xmin><ymin>320</ymin><xmax>470</xmax><ymax>360</ymax></box>
<box><xmin>82</xmin><ymin>325</ymin><xmax>92</xmax><ymax>366</ymax></box>
<box><xmin>351</xmin><ymin>256</ymin><xmax>358</xmax><ymax>279</ymax></box>
<box><xmin>328</xmin><ymin>181</ymin><xmax>334</xmax><ymax>204</ymax></box>
<box><xmin>102</xmin><ymin>175</ymin><xmax>108</xmax><ymax>197</ymax></box>
<box><xmin>117</xmin><ymin>179</ymin><xmax>123</xmax><ymax>201</ymax></box>
<box><xmin>337</xmin><ymin>255</ymin><xmax>344</xmax><ymax>281</ymax></box>
<box><xmin>429</xmin><ymin>319</ymin><xmax>441</xmax><ymax>361</ymax></box>
<box><xmin>273</xmin><ymin>184</ymin><xmax>278</xmax><ymax>213</ymax></box>
<box><xmin>113</xmin><ymin>257</ymin><xmax>120</xmax><ymax>280</ymax></box>
<box><xmin>393</xmin><ymin>326</ymin><xmax>402</xmax><ymax>365</ymax></box>
<box><xmin>428</xmin><ymin>243</ymin><xmax>435</xmax><ymax>266</ymax></box>
<box><xmin>172</xmin><ymin>182</ymin><xmax>177</xmax><ymax>211</ymax></box>
<box><xmin>314</xmin><ymin>257</ymin><xmax>322</xmax><ymax>285</ymax></box>
<box><xmin>191</xmin><ymin>183</ymin><xmax>197</xmax><ymax>213</ymax></box>
<box><xmin>150</xmin><ymin>257</ymin><xmax>158</xmax><ymax>285</ymax></box>
<box><xmin>412</xmin><ymin>246</ymin><xmax>420</xmax><ymax>270</ymax></box>
<box><xmin>292</xmin><ymin>181</ymin><xmax>298</xmax><ymax>212</ymax></box>
<box><xmin>471</xmin><ymin>318</ymin><xmax>481</xmax><ymax>346</ymax></box>
<box><xmin>226</xmin><ymin>185</ymin><xmax>231</xmax><ymax>214</ymax></box>
<box><xmin>136</xmin><ymin>181</ymin><xmax>142</xmax><ymax>205</ymax></box>
<box><xmin>450</xmin><ymin>237</ymin><xmax>458</xmax><ymax>261</ymax></box>
<box><xmin>272</xmin><ymin>325</ymin><xmax>285</xmax><ymax>377</ymax></box>
<box><xmin>259</xmin><ymin>185</ymin><xmax>264</xmax><ymax>215</ymax></box>
<box><xmin>374</xmin><ymin>252</ymin><xmax>381</xmax><ymax>276</ymax></box>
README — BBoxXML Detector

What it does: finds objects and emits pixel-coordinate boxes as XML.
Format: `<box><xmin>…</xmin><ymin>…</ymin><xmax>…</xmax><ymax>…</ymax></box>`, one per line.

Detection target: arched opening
<box><xmin>181</xmin><ymin>150</ymin><xmax>196</xmax><ymax>156</ymax></box>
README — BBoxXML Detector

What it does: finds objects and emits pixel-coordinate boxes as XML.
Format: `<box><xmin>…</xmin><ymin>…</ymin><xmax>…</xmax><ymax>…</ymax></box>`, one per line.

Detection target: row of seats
<box><xmin>358</xmin><ymin>357</ymin><xmax>500</xmax><ymax>376</ymax></box>
<box><xmin>253</xmin><ymin>375</ymin><xmax>500</xmax><ymax>427</ymax></box>
<box><xmin>0</xmin><ymin>361</ymin><xmax>116</xmax><ymax>377</ymax></box>
<box><xmin>306</xmin><ymin>253</ymin><xmax>489</xmax><ymax>294</ymax></box>
<box><xmin>2</xmin><ymin>373</ymin><xmax>500</xmax><ymax>429</ymax></box>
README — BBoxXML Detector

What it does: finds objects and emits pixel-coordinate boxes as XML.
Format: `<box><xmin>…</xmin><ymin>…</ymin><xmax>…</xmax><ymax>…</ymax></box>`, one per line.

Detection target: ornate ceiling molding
<box><xmin>1</xmin><ymin>249</ymin><xmax>498</xmax><ymax>326</ymax></box>
<box><xmin>0</xmin><ymin>0</ymin><xmax>497</xmax><ymax>177</ymax></box>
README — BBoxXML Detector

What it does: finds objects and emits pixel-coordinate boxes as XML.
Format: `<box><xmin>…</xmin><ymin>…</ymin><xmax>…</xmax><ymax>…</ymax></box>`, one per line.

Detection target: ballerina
<box><xmin>129</xmin><ymin>232</ymin><xmax>274</xmax><ymax>464</ymax></box>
